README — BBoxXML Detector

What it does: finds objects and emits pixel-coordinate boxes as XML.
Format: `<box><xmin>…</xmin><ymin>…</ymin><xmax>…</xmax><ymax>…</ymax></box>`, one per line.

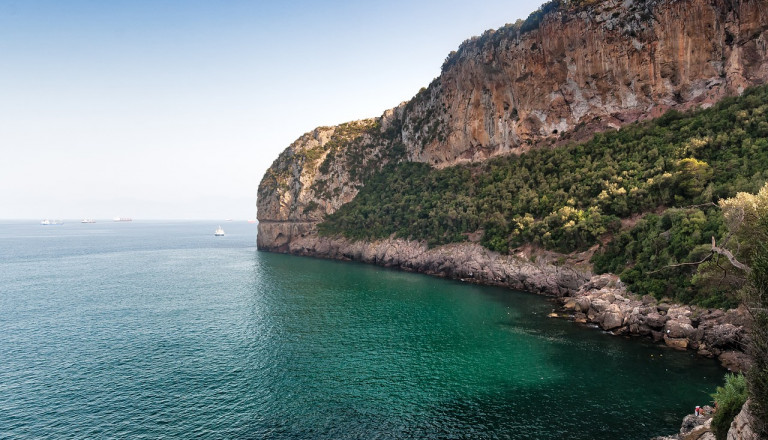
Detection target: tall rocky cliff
<box><xmin>258</xmin><ymin>0</ymin><xmax>768</xmax><ymax>251</ymax></box>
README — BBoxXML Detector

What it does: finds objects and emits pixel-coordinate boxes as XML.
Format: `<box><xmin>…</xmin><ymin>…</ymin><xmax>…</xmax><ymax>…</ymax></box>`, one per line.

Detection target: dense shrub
<box><xmin>319</xmin><ymin>85</ymin><xmax>768</xmax><ymax>306</ymax></box>
<box><xmin>748</xmin><ymin>236</ymin><xmax>768</xmax><ymax>437</ymax></box>
<box><xmin>711</xmin><ymin>373</ymin><xmax>748</xmax><ymax>440</ymax></box>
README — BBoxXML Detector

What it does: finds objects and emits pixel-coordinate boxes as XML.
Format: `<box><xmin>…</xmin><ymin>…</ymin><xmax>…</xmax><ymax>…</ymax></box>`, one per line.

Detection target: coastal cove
<box><xmin>260</xmin><ymin>232</ymin><xmax>751</xmax><ymax>370</ymax></box>
<box><xmin>0</xmin><ymin>221</ymin><xmax>725</xmax><ymax>439</ymax></box>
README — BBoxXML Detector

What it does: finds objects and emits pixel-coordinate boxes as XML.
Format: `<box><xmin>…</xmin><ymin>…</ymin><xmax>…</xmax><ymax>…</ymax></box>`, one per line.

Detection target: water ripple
<box><xmin>0</xmin><ymin>221</ymin><xmax>725</xmax><ymax>439</ymax></box>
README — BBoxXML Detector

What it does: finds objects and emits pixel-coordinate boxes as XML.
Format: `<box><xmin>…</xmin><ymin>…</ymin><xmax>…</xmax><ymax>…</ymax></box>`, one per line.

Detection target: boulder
<box><xmin>668</xmin><ymin>306</ymin><xmax>693</xmax><ymax>319</ymax></box>
<box><xmin>645</xmin><ymin>312</ymin><xmax>669</xmax><ymax>329</ymax></box>
<box><xmin>700</xmin><ymin>309</ymin><xmax>726</xmax><ymax>321</ymax></box>
<box><xmin>590</xmin><ymin>298</ymin><xmax>611</xmax><ymax>313</ymax></box>
<box><xmin>704</xmin><ymin>324</ymin><xmax>742</xmax><ymax>350</ymax></box>
<box><xmin>664</xmin><ymin>335</ymin><xmax>689</xmax><ymax>350</ymax></box>
<box><xmin>719</xmin><ymin>350</ymin><xmax>752</xmax><ymax>372</ymax></box>
<box><xmin>698</xmin><ymin>348</ymin><xmax>714</xmax><ymax>358</ymax></box>
<box><xmin>665</xmin><ymin>320</ymin><xmax>695</xmax><ymax>339</ymax></box>
<box><xmin>723</xmin><ymin>306</ymin><xmax>752</xmax><ymax>328</ymax></box>
<box><xmin>586</xmin><ymin>273</ymin><xmax>614</xmax><ymax>290</ymax></box>
<box><xmin>636</xmin><ymin>324</ymin><xmax>653</xmax><ymax>336</ymax></box>
<box><xmin>678</xmin><ymin>413</ymin><xmax>708</xmax><ymax>437</ymax></box>
<box><xmin>575</xmin><ymin>296</ymin><xmax>592</xmax><ymax>313</ymax></box>
<box><xmin>600</xmin><ymin>305</ymin><xmax>625</xmax><ymax>331</ymax></box>
<box><xmin>573</xmin><ymin>312</ymin><xmax>588</xmax><ymax>324</ymax></box>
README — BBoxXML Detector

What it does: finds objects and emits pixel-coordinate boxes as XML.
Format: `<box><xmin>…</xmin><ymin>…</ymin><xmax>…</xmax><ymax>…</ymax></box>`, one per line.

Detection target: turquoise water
<box><xmin>0</xmin><ymin>221</ymin><xmax>724</xmax><ymax>439</ymax></box>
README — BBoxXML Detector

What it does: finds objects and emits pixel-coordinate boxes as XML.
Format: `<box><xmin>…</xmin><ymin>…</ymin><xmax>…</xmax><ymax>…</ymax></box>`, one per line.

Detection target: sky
<box><xmin>0</xmin><ymin>0</ymin><xmax>543</xmax><ymax>220</ymax></box>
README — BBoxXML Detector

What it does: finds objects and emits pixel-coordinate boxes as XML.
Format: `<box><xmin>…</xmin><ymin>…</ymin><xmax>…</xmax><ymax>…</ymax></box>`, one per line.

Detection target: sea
<box><xmin>0</xmin><ymin>220</ymin><xmax>725</xmax><ymax>439</ymax></box>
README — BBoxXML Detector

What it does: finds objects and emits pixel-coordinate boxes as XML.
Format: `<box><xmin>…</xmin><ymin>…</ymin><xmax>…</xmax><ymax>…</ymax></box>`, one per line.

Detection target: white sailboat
<box><xmin>214</xmin><ymin>226</ymin><xmax>225</xmax><ymax>236</ymax></box>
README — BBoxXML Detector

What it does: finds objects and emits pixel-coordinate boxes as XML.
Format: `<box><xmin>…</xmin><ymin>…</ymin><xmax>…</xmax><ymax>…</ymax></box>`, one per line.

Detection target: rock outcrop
<box><xmin>409</xmin><ymin>0</ymin><xmax>768</xmax><ymax>167</ymax></box>
<box><xmin>258</xmin><ymin>0</ymin><xmax>768</xmax><ymax>248</ymax></box>
<box><xmin>280</xmin><ymin>234</ymin><xmax>591</xmax><ymax>297</ymax></box>
<box><xmin>728</xmin><ymin>400</ymin><xmax>758</xmax><ymax>440</ymax></box>
<box><xmin>655</xmin><ymin>401</ymin><xmax>758</xmax><ymax>440</ymax></box>
<box><xmin>562</xmin><ymin>274</ymin><xmax>752</xmax><ymax>371</ymax></box>
<box><xmin>257</xmin><ymin>118</ymin><xmax>405</xmax><ymax>250</ymax></box>
<box><xmin>652</xmin><ymin>406</ymin><xmax>716</xmax><ymax>440</ymax></box>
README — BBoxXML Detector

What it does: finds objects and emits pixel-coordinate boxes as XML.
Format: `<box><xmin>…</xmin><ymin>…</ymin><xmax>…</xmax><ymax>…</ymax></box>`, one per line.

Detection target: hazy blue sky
<box><xmin>1</xmin><ymin>0</ymin><xmax>543</xmax><ymax>220</ymax></box>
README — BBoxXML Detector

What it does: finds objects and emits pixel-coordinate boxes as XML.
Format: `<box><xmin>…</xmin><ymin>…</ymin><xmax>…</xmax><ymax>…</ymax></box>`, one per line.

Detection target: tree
<box><xmin>702</xmin><ymin>183</ymin><xmax>768</xmax><ymax>437</ymax></box>
<box><xmin>746</xmin><ymin>233</ymin><xmax>768</xmax><ymax>438</ymax></box>
<box><xmin>675</xmin><ymin>158</ymin><xmax>713</xmax><ymax>200</ymax></box>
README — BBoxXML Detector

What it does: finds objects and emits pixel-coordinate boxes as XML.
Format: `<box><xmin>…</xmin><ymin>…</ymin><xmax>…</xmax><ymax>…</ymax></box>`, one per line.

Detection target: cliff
<box><xmin>258</xmin><ymin>0</ymin><xmax>768</xmax><ymax>249</ymax></box>
<box><xmin>653</xmin><ymin>400</ymin><xmax>758</xmax><ymax>440</ymax></box>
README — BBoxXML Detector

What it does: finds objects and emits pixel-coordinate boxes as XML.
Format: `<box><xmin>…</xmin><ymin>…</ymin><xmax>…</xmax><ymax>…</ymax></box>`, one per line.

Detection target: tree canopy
<box><xmin>318</xmin><ymin>85</ymin><xmax>768</xmax><ymax>307</ymax></box>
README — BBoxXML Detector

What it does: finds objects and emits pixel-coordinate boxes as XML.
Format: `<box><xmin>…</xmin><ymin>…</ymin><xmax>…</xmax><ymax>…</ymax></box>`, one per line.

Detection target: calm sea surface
<box><xmin>0</xmin><ymin>220</ymin><xmax>724</xmax><ymax>439</ymax></box>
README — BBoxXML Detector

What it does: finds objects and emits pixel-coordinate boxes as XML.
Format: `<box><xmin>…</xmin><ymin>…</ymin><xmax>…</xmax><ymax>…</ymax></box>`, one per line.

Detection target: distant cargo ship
<box><xmin>81</xmin><ymin>219</ymin><xmax>96</xmax><ymax>223</ymax></box>
<box><xmin>113</xmin><ymin>217</ymin><xmax>132</xmax><ymax>222</ymax></box>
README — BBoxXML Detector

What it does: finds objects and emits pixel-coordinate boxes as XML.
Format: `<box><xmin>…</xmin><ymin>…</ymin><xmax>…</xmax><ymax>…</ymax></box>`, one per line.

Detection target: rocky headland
<box><xmin>258</xmin><ymin>0</ymin><xmax>768</xmax><ymax>249</ymax></box>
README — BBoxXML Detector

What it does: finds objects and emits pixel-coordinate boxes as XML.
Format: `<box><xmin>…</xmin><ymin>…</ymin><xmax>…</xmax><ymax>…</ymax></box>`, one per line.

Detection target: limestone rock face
<box><xmin>409</xmin><ymin>0</ymin><xmax>768</xmax><ymax>168</ymax></box>
<box><xmin>257</xmin><ymin>0</ymin><xmax>768</xmax><ymax>250</ymax></box>
<box><xmin>727</xmin><ymin>400</ymin><xmax>757</xmax><ymax>440</ymax></box>
<box><xmin>257</xmin><ymin>119</ymin><xmax>400</xmax><ymax>236</ymax></box>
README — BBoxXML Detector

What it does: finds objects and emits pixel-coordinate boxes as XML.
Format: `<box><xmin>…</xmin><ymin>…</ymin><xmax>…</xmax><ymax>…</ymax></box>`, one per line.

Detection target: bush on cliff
<box><xmin>748</xmin><ymin>235</ymin><xmax>768</xmax><ymax>438</ymax></box>
<box><xmin>711</xmin><ymin>373</ymin><xmax>748</xmax><ymax>440</ymax></box>
<box><xmin>718</xmin><ymin>184</ymin><xmax>768</xmax><ymax>437</ymax></box>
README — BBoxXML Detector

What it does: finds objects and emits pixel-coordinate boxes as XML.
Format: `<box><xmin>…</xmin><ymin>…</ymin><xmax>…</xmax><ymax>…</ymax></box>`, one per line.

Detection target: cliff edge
<box><xmin>258</xmin><ymin>0</ymin><xmax>768</xmax><ymax>250</ymax></box>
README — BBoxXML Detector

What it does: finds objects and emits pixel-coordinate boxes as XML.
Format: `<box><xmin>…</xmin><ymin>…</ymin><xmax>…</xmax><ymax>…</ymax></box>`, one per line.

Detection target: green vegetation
<box><xmin>715</xmin><ymin>184</ymin><xmax>768</xmax><ymax>437</ymax></box>
<box><xmin>592</xmin><ymin>208</ymin><xmax>730</xmax><ymax>306</ymax></box>
<box><xmin>748</xmin><ymin>225</ymin><xmax>768</xmax><ymax>438</ymax></box>
<box><xmin>260</xmin><ymin>117</ymin><xmax>407</xmax><ymax>205</ymax></box>
<box><xmin>310</xmin><ymin>118</ymin><xmax>407</xmax><ymax>199</ymax></box>
<box><xmin>319</xmin><ymin>85</ymin><xmax>768</xmax><ymax>307</ymax></box>
<box><xmin>711</xmin><ymin>373</ymin><xmax>748</xmax><ymax>440</ymax></box>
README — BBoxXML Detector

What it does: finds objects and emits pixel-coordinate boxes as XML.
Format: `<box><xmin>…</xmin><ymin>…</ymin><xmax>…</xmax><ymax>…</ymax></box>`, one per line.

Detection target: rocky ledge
<box><xmin>653</xmin><ymin>405</ymin><xmax>717</xmax><ymax>440</ymax></box>
<box><xmin>279</xmin><ymin>234</ymin><xmax>589</xmax><ymax>296</ymax></box>
<box><xmin>263</xmin><ymin>233</ymin><xmax>751</xmax><ymax>372</ymax></box>
<box><xmin>559</xmin><ymin>274</ymin><xmax>752</xmax><ymax>372</ymax></box>
<box><xmin>653</xmin><ymin>401</ymin><xmax>757</xmax><ymax>440</ymax></box>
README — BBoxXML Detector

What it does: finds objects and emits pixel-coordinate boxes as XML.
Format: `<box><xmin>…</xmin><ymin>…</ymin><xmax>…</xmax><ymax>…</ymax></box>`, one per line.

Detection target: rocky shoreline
<box><xmin>260</xmin><ymin>233</ymin><xmax>752</xmax><ymax>372</ymax></box>
<box><xmin>653</xmin><ymin>400</ymin><xmax>757</xmax><ymax>440</ymax></box>
<box><xmin>559</xmin><ymin>274</ymin><xmax>752</xmax><ymax>372</ymax></box>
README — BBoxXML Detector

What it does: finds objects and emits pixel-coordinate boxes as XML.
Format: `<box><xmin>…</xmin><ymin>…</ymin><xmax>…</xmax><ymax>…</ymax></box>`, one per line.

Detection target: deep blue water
<box><xmin>0</xmin><ymin>220</ymin><xmax>724</xmax><ymax>439</ymax></box>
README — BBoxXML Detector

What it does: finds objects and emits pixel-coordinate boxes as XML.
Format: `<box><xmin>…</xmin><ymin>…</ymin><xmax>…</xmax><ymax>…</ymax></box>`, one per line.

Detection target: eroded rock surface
<box><xmin>562</xmin><ymin>274</ymin><xmax>751</xmax><ymax>371</ymax></box>
<box><xmin>258</xmin><ymin>0</ymin><xmax>768</xmax><ymax>249</ymax></box>
<box><xmin>282</xmin><ymin>235</ymin><xmax>591</xmax><ymax>297</ymax></box>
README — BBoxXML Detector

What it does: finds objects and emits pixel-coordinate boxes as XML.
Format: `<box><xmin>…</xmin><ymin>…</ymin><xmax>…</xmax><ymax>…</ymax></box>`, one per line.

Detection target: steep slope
<box><xmin>258</xmin><ymin>0</ymin><xmax>768</xmax><ymax>250</ymax></box>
